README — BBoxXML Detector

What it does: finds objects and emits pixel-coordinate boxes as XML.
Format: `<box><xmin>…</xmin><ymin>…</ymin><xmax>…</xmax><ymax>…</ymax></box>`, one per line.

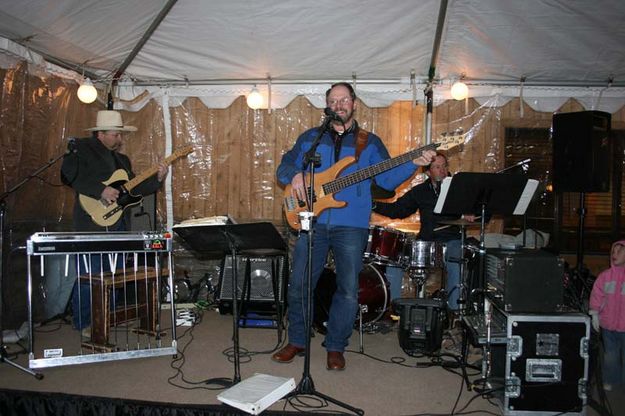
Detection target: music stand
<box><xmin>435</xmin><ymin>172</ymin><xmax>538</xmax><ymax>243</ymax></box>
<box><xmin>174</xmin><ymin>221</ymin><xmax>286</xmax><ymax>384</ymax></box>
<box><xmin>434</xmin><ymin>173</ymin><xmax>538</xmax><ymax>383</ymax></box>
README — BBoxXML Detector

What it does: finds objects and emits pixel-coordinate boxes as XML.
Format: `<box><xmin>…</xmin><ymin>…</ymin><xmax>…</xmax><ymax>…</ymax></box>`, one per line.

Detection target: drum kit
<box><xmin>314</xmin><ymin>224</ymin><xmax>453</xmax><ymax>332</ymax></box>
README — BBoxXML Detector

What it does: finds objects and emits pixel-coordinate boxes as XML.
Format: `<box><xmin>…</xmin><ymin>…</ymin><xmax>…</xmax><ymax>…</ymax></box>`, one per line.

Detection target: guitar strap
<box><xmin>354</xmin><ymin>127</ymin><xmax>369</xmax><ymax>161</ymax></box>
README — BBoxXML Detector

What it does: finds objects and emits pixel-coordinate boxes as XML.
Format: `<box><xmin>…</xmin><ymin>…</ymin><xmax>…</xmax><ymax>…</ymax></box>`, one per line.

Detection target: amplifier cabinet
<box><xmin>502</xmin><ymin>313</ymin><xmax>590</xmax><ymax>416</ymax></box>
<box><xmin>485</xmin><ymin>249</ymin><xmax>564</xmax><ymax>313</ymax></box>
<box><xmin>217</xmin><ymin>255</ymin><xmax>286</xmax><ymax>315</ymax></box>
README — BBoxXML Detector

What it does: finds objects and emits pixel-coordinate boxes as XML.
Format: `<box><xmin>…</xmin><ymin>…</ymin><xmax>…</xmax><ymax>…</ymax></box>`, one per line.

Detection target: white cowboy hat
<box><xmin>86</xmin><ymin>110</ymin><xmax>137</xmax><ymax>132</ymax></box>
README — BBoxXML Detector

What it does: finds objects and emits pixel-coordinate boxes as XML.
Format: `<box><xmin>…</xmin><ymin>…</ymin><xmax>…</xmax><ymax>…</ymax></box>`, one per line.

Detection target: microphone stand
<box><xmin>0</xmin><ymin>146</ymin><xmax>69</xmax><ymax>380</ymax></box>
<box><xmin>289</xmin><ymin>116</ymin><xmax>363</xmax><ymax>415</ymax></box>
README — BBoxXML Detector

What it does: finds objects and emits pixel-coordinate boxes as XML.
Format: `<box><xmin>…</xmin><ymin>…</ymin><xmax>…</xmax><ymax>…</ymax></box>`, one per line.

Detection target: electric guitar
<box><xmin>79</xmin><ymin>145</ymin><xmax>194</xmax><ymax>227</ymax></box>
<box><xmin>283</xmin><ymin>137</ymin><xmax>463</xmax><ymax>231</ymax></box>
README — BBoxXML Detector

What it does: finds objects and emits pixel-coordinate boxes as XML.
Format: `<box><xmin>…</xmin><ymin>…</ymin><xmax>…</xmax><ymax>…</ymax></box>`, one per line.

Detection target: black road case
<box><xmin>502</xmin><ymin>313</ymin><xmax>590</xmax><ymax>415</ymax></box>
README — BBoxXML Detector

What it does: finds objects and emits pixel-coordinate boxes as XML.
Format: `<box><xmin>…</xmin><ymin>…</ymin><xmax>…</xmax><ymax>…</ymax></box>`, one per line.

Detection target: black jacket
<box><xmin>61</xmin><ymin>136</ymin><xmax>161</xmax><ymax>231</ymax></box>
<box><xmin>373</xmin><ymin>179</ymin><xmax>462</xmax><ymax>242</ymax></box>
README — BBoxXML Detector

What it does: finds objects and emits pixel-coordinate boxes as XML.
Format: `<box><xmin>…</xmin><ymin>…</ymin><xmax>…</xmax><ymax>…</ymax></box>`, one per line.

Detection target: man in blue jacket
<box><xmin>273</xmin><ymin>82</ymin><xmax>435</xmax><ymax>370</ymax></box>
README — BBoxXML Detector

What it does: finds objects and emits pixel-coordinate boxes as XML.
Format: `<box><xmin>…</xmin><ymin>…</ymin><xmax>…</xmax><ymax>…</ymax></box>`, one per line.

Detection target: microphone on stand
<box><xmin>324</xmin><ymin>107</ymin><xmax>343</xmax><ymax>121</ymax></box>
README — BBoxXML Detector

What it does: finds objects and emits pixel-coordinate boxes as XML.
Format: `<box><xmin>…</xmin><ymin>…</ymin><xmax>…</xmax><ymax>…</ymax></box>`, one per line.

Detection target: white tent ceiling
<box><xmin>1</xmin><ymin>0</ymin><xmax>625</xmax><ymax>111</ymax></box>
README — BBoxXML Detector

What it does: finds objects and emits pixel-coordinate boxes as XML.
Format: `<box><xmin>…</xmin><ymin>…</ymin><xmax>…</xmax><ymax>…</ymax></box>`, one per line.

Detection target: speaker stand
<box><xmin>575</xmin><ymin>192</ymin><xmax>587</xmax><ymax>273</ymax></box>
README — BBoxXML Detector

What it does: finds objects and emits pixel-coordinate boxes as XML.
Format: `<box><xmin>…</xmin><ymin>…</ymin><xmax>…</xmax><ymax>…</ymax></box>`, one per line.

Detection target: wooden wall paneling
<box><xmin>262</xmin><ymin>110</ymin><xmax>278</xmax><ymax>221</ymax></box>
<box><xmin>175</xmin><ymin>98</ymin><xmax>205</xmax><ymax>222</ymax></box>
<box><xmin>248</xmin><ymin>108</ymin><xmax>267</xmax><ymax>220</ymax></box>
<box><xmin>226</xmin><ymin>97</ymin><xmax>244</xmax><ymax>219</ymax></box>
<box><xmin>387</xmin><ymin>102</ymin><xmax>402</xmax><ymax>157</ymax></box>
<box><xmin>211</xmin><ymin>102</ymin><xmax>228</xmax><ymax>217</ymax></box>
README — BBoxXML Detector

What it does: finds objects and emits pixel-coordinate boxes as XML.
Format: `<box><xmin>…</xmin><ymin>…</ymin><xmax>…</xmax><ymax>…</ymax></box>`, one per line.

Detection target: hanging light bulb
<box><xmin>450</xmin><ymin>80</ymin><xmax>469</xmax><ymax>101</ymax></box>
<box><xmin>246</xmin><ymin>86</ymin><xmax>263</xmax><ymax>109</ymax></box>
<box><xmin>77</xmin><ymin>78</ymin><xmax>98</xmax><ymax>104</ymax></box>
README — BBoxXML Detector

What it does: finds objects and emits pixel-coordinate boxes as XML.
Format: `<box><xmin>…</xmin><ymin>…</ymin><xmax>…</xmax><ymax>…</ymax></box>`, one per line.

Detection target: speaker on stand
<box><xmin>552</xmin><ymin>110</ymin><xmax>611</xmax><ymax>303</ymax></box>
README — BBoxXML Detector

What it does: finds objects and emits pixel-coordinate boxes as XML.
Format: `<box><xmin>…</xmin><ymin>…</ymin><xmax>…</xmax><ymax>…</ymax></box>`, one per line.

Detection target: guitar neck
<box><xmin>323</xmin><ymin>142</ymin><xmax>439</xmax><ymax>195</ymax></box>
<box><xmin>124</xmin><ymin>152</ymin><xmax>182</xmax><ymax>192</ymax></box>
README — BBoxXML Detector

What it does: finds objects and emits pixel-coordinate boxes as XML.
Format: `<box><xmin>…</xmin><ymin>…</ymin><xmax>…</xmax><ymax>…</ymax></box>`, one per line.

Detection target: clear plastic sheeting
<box><xmin>1</xmin><ymin>61</ymin><xmax>624</xmax><ymax>237</ymax></box>
<box><xmin>1</xmin><ymin>62</ymin><xmax>625</xmax><ymax>329</ymax></box>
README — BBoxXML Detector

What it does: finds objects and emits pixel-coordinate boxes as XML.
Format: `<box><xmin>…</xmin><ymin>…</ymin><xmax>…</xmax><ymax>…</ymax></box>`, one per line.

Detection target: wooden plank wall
<box><xmin>1</xmin><ymin>63</ymin><xmax>624</xmax><ymax>238</ymax></box>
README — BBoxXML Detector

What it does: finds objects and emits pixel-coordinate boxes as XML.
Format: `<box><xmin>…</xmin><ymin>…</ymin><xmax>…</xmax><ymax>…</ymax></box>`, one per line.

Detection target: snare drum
<box><xmin>364</xmin><ymin>226</ymin><xmax>406</xmax><ymax>264</ymax></box>
<box><xmin>402</xmin><ymin>240</ymin><xmax>446</xmax><ymax>269</ymax></box>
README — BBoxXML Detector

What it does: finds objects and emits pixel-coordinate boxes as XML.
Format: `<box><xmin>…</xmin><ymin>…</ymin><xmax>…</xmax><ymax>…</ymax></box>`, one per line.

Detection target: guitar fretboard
<box><xmin>322</xmin><ymin>143</ymin><xmax>439</xmax><ymax>195</ymax></box>
<box><xmin>125</xmin><ymin>147</ymin><xmax>192</xmax><ymax>192</ymax></box>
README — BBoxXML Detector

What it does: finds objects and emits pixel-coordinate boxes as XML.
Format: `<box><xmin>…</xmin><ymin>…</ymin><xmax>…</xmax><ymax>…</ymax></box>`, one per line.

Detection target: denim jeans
<box><xmin>287</xmin><ymin>225</ymin><xmax>369</xmax><ymax>352</ymax></box>
<box><xmin>444</xmin><ymin>239</ymin><xmax>462</xmax><ymax>310</ymax></box>
<box><xmin>601</xmin><ymin>328</ymin><xmax>625</xmax><ymax>387</ymax></box>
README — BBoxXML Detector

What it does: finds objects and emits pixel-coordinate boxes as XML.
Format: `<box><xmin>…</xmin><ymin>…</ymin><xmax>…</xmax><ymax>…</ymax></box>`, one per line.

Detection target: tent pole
<box><xmin>112</xmin><ymin>0</ymin><xmax>179</xmax><ymax>82</ymax></box>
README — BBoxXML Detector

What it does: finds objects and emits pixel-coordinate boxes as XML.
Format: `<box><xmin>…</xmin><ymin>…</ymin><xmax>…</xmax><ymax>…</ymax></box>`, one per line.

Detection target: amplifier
<box><xmin>27</xmin><ymin>231</ymin><xmax>172</xmax><ymax>255</ymax></box>
<box><xmin>217</xmin><ymin>255</ymin><xmax>286</xmax><ymax>315</ymax></box>
<box><xmin>485</xmin><ymin>248</ymin><xmax>563</xmax><ymax>313</ymax></box>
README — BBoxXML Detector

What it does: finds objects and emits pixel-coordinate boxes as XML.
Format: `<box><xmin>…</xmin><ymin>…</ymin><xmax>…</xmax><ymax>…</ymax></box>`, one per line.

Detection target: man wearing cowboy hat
<box><xmin>59</xmin><ymin>110</ymin><xmax>168</xmax><ymax>332</ymax></box>
<box><xmin>61</xmin><ymin>110</ymin><xmax>168</xmax><ymax>231</ymax></box>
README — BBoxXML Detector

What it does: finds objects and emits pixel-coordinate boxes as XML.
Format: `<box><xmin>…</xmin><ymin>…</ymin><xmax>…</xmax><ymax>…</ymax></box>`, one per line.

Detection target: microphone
<box><xmin>134</xmin><ymin>200</ymin><xmax>146</xmax><ymax>217</ymax></box>
<box><xmin>324</xmin><ymin>107</ymin><xmax>343</xmax><ymax>121</ymax></box>
<box><xmin>66</xmin><ymin>138</ymin><xmax>77</xmax><ymax>154</ymax></box>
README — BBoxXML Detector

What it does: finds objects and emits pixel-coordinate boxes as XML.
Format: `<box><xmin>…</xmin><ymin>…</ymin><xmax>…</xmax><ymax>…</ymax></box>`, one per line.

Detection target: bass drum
<box><xmin>314</xmin><ymin>263</ymin><xmax>389</xmax><ymax>334</ymax></box>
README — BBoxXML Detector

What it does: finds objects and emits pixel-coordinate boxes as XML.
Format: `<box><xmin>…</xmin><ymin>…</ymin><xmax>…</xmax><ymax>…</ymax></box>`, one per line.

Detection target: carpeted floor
<box><xmin>0</xmin><ymin>305</ymin><xmax>622</xmax><ymax>416</ymax></box>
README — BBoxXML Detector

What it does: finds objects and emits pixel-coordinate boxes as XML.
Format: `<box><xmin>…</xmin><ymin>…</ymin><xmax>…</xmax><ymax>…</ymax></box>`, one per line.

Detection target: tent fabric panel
<box><xmin>127</xmin><ymin>0</ymin><xmax>439</xmax><ymax>82</ymax></box>
<box><xmin>440</xmin><ymin>0</ymin><xmax>625</xmax><ymax>83</ymax></box>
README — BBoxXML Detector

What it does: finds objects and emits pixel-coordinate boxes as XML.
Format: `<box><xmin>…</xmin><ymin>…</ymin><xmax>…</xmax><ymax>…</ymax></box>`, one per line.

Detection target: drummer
<box><xmin>372</xmin><ymin>152</ymin><xmax>476</xmax><ymax>312</ymax></box>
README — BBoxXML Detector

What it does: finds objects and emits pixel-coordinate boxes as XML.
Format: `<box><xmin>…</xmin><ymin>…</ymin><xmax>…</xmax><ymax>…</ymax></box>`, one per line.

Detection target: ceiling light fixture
<box><xmin>77</xmin><ymin>78</ymin><xmax>98</xmax><ymax>104</ymax></box>
<box><xmin>450</xmin><ymin>79</ymin><xmax>469</xmax><ymax>101</ymax></box>
<box><xmin>246</xmin><ymin>86</ymin><xmax>263</xmax><ymax>109</ymax></box>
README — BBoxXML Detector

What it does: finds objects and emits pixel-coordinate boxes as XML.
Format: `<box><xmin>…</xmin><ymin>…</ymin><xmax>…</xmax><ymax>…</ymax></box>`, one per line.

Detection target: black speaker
<box><xmin>217</xmin><ymin>255</ymin><xmax>286</xmax><ymax>315</ymax></box>
<box><xmin>129</xmin><ymin>193</ymin><xmax>157</xmax><ymax>231</ymax></box>
<box><xmin>552</xmin><ymin>110</ymin><xmax>611</xmax><ymax>192</ymax></box>
<box><xmin>392</xmin><ymin>298</ymin><xmax>446</xmax><ymax>354</ymax></box>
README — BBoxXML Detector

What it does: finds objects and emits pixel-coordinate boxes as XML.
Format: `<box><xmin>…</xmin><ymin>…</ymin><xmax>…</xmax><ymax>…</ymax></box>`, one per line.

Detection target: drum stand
<box><xmin>456</xmin><ymin>223</ymin><xmax>470</xmax><ymax>319</ymax></box>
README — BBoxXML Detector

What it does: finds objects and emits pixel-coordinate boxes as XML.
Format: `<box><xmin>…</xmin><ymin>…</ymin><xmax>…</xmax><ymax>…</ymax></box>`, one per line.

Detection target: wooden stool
<box><xmin>79</xmin><ymin>267</ymin><xmax>168</xmax><ymax>350</ymax></box>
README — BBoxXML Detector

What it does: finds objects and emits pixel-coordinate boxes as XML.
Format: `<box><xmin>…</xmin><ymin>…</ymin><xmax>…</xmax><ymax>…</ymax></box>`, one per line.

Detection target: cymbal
<box><xmin>438</xmin><ymin>218</ymin><xmax>481</xmax><ymax>227</ymax></box>
<box><xmin>371</xmin><ymin>181</ymin><xmax>395</xmax><ymax>200</ymax></box>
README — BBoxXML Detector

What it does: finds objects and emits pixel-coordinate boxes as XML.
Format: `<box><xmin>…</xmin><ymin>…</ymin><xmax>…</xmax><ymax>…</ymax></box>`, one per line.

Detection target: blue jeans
<box><xmin>287</xmin><ymin>225</ymin><xmax>369</xmax><ymax>352</ymax></box>
<box><xmin>444</xmin><ymin>239</ymin><xmax>462</xmax><ymax>310</ymax></box>
<box><xmin>602</xmin><ymin>328</ymin><xmax>625</xmax><ymax>386</ymax></box>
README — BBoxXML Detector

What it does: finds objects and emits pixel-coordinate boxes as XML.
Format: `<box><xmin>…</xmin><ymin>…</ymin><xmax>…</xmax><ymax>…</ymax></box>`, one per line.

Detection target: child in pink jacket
<box><xmin>589</xmin><ymin>239</ymin><xmax>625</xmax><ymax>391</ymax></box>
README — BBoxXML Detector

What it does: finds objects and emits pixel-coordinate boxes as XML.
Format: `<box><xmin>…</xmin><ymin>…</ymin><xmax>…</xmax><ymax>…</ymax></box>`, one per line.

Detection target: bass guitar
<box><xmin>79</xmin><ymin>145</ymin><xmax>194</xmax><ymax>227</ymax></box>
<box><xmin>283</xmin><ymin>136</ymin><xmax>463</xmax><ymax>231</ymax></box>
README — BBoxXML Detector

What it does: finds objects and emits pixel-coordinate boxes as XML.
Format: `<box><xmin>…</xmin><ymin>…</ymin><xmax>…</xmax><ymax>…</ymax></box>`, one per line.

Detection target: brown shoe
<box><xmin>326</xmin><ymin>351</ymin><xmax>345</xmax><ymax>371</ymax></box>
<box><xmin>272</xmin><ymin>344</ymin><xmax>305</xmax><ymax>363</ymax></box>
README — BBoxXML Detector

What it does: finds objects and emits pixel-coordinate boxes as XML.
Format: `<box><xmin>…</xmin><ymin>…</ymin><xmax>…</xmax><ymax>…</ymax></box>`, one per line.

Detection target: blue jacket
<box><xmin>277</xmin><ymin>125</ymin><xmax>417</xmax><ymax>229</ymax></box>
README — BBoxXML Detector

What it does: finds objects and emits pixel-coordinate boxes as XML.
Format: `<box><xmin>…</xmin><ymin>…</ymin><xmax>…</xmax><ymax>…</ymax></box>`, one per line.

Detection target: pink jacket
<box><xmin>589</xmin><ymin>239</ymin><xmax>625</xmax><ymax>332</ymax></box>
